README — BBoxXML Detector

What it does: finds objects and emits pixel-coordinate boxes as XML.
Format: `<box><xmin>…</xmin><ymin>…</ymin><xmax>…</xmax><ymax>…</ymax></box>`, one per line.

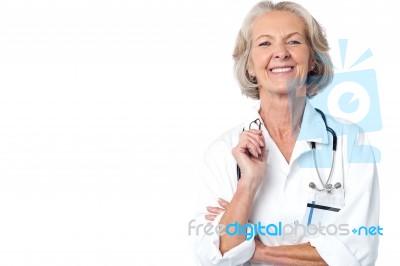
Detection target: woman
<box><xmin>193</xmin><ymin>1</ymin><xmax>380</xmax><ymax>265</ymax></box>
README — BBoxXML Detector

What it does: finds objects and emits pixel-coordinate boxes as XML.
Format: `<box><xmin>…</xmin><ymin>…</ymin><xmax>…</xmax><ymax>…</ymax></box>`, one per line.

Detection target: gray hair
<box><xmin>233</xmin><ymin>1</ymin><xmax>334</xmax><ymax>99</ymax></box>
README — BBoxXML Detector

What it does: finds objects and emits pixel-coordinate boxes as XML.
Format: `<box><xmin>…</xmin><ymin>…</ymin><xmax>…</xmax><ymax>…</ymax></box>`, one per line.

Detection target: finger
<box><xmin>205</xmin><ymin>214</ymin><xmax>217</xmax><ymax>221</ymax></box>
<box><xmin>232</xmin><ymin>144</ymin><xmax>258</xmax><ymax>164</ymax></box>
<box><xmin>237</xmin><ymin>136</ymin><xmax>261</xmax><ymax>157</ymax></box>
<box><xmin>232</xmin><ymin>136</ymin><xmax>265</xmax><ymax>165</ymax></box>
<box><xmin>240</xmin><ymin>138</ymin><xmax>262</xmax><ymax>158</ymax></box>
<box><xmin>206</xmin><ymin>206</ymin><xmax>225</xmax><ymax>215</ymax></box>
<box><xmin>259</xmin><ymin>134</ymin><xmax>265</xmax><ymax>147</ymax></box>
<box><xmin>247</xmin><ymin>129</ymin><xmax>263</xmax><ymax>135</ymax></box>
<box><xmin>242</xmin><ymin>130</ymin><xmax>265</xmax><ymax>145</ymax></box>
<box><xmin>260</xmin><ymin>146</ymin><xmax>268</xmax><ymax>161</ymax></box>
<box><xmin>218</xmin><ymin>198</ymin><xmax>229</xmax><ymax>208</ymax></box>
<box><xmin>241</xmin><ymin>131</ymin><xmax>265</xmax><ymax>150</ymax></box>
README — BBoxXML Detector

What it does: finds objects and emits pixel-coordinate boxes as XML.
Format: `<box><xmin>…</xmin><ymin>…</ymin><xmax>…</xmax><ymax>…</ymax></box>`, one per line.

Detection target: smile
<box><xmin>270</xmin><ymin>67</ymin><xmax>294</xmax><ymax>73</ymax></box>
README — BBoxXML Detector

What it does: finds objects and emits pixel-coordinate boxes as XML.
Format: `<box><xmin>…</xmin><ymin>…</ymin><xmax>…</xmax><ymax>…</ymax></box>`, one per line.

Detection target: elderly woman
<box><xmin>193</xmin><ymin>1</ymin><xmax>380</xmax><ymax>265</ymax></box>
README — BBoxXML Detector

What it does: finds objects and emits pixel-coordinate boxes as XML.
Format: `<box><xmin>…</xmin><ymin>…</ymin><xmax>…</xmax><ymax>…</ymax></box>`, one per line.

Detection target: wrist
<box><xmin>237</xmin><ymin>179</ymin><xmax>260</xmax><ymax>197</ymax></box>
<box><xmin>251</xmin><ymin>238</ymin><xmax>268</xmax><ymax>263</ymax></box>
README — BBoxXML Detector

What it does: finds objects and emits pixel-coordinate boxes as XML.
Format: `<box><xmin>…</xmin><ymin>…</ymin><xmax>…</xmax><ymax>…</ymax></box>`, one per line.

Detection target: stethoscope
<box><xmin>309</xmin><ymin>109</ymin><xmax>341</xmax><ymax>193</ymax></box>
<box><xmin>237</xmin><ymin>108</ymin><xmax>342</xmax><ymax>194</ymax></box>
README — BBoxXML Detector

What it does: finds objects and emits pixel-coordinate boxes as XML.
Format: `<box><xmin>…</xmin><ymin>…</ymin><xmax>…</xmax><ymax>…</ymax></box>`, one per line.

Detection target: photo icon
<box><xmin>310</xmin><ymin>69</ymin><xmax>382</xmax><ymax>134</ymax></box>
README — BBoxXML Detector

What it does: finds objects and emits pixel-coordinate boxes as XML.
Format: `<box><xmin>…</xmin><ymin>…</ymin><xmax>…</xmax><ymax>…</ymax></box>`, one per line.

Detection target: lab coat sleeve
<box><xmin>192</xmin><ymin>136</ymin><xmax>256</xmax><ymax>266</ymax></box>
<box><xmin>309</xmin><ymin>126</ymin><xmax>380</xmax><ymax>266</ymax></box>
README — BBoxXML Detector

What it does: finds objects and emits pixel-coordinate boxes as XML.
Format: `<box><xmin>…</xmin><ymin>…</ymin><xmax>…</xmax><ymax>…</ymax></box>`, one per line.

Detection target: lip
<box><xmin>269</xmin><ymin>66</ymin><xmax>295</xmax><ymax>73</ymax></box>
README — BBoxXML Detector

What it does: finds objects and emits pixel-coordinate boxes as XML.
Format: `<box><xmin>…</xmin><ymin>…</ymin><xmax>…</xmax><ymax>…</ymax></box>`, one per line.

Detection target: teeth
<box><xmin>271</xmin><ymin>67</ymin><xmax>292</xmax><ymax>73</ymax></box>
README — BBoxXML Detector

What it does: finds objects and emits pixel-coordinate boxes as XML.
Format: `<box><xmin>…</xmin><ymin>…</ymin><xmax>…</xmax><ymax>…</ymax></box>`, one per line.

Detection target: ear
<box><xmin>308</xmin><ymin>52</ymin><xmax>316</xmax><ymax>71</ymax></box>
<box><xmin>247</xmin><ymin>61</ymin><xmax>255</xmax><ymax>76</ymax></box>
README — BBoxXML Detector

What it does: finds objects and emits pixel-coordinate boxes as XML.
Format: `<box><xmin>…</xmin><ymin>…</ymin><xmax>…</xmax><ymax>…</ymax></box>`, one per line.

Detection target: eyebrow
<box><xmin>255</xmin><ymin>32</ymin><xmax>305</xmax><ymax>41</ymax></box>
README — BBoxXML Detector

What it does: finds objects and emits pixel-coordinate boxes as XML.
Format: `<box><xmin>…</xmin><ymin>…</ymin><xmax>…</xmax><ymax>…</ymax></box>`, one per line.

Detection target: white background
<box><xmin>0</xmin><ymin>0</ymin><xmax>398</xmax><ymax>265</ymax></box>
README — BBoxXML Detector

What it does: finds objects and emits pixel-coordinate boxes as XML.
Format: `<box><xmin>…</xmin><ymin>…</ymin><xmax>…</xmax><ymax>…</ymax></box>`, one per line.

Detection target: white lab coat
<box><xmin>193</xmin><ymin>100</ymin><xmax>380</xmax><ymax>266</ymax></box>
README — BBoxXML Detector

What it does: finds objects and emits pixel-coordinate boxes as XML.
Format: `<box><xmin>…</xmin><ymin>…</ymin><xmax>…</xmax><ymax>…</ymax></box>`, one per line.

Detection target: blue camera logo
<box><xmin>300</xmin><ymin>39</ymin><xmax>382</xmax><ymax>167</ymax></box>
<box><xmin>312</xmin><ymin>69</ymin><xmax>381</xmax><ymax>133</ymax></box>
<box><xmin>310</xmin><ymin>39</ymin><xmax>381</xmax><ymax>163</ymax></box>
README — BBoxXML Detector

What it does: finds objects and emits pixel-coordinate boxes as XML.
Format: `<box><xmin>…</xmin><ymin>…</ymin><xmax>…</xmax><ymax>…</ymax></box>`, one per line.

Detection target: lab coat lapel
<box><xmin>290</xmin><ymin>100</ymin><xmax>329</xmax><ymax>165</ymax></box>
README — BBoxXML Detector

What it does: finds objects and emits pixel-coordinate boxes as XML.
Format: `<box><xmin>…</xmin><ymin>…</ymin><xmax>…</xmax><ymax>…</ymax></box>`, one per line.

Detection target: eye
<box><xmin>287</xmin><ymin>40</ymin><xmax>301</xmax><ymax>46</ymax></box>
<box><xmin>258</xmin><ymin>41</ymin><xmax>271</xmax><ymax>47</ymax></box>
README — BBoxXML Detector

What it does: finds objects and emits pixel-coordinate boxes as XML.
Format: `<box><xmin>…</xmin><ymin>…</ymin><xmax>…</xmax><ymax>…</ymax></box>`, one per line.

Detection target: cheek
<box><xmin>251</xmin><ymin>51</ymin><xmax>271</xmax><ymax>69</ymax></box>
<box><xmin>291</xmin><ymin>48</ymin><xmax>312</xmax><ymax>66</ymax></box>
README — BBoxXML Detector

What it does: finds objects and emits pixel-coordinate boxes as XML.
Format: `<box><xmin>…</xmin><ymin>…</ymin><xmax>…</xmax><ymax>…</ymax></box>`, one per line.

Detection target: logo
<box><xmin>188</xmin><ymin>219</ymin><xmax>383</xmax><ymax>240</ymax></box>
<box><xmin>298</xmin><ymin>39</ymin><xmax>382</xmax><ymax>167</ymax></box>
<box><xmin>311</xmin><ymin>39</ymin><xmax>381</xmax><ymax>162</ymax></box>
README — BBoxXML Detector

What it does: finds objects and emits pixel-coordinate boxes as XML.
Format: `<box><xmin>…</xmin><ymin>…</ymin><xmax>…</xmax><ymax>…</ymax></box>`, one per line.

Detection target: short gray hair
<box><xmin>233</xmin><ymin>1</ymin><xmax>334</xmax><ymax>99</ymax></box>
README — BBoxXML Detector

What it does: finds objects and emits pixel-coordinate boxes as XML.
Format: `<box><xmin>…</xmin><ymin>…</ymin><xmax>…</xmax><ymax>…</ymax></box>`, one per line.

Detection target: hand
<box><xmin>232</xmin><ymin>129</ymin><xmax>267</xmax><ymax>191</ymax></box>
<box><xmin>205</xmin><ymin>198</ymin><xmax>229</xmax><ymax>221</ymax></box>
<box><xmin>250</xmin><ymin>236</ymin><xmax>266</xmax><ymax>263</ymax></box>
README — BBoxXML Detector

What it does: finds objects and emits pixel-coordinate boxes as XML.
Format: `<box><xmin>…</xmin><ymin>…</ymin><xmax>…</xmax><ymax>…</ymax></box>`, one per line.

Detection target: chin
<box><xmin>261</xmin><ymin>82</ymin><xmax>306</xmax><ymax>97</ymax></box>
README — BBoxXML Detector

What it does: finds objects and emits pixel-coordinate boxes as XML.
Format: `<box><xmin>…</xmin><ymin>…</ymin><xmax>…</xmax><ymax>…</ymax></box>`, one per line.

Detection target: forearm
<box><xmin>219</xmin><ymin>182</ymin><xmax>257</xmax><ymax>255</ymax></box>
<box><xmin>252</xmin><ymin>241</ymin><xmax>327</xmax><ymax>266</ymax></box>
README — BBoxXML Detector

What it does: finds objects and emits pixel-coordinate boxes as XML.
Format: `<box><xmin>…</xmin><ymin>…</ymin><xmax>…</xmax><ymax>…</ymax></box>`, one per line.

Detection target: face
<box><xmin>248</xmin><ymin>11</ymin><xmax>314</xmax><ymax>96</ymax></box>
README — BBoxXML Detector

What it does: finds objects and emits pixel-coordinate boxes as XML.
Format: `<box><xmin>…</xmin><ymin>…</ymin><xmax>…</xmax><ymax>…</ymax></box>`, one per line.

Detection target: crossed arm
<box><xmin>207</xmin><ymin>198</ymin><xmax>327</xmax><ymax>266</ymax></box>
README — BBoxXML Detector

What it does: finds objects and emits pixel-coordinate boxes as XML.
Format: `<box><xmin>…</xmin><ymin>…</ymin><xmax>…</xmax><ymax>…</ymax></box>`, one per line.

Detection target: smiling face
<box><xmin>248</xmin><ymin>11</ymin><xmax>314</xmax><ymax>97</ymax></box>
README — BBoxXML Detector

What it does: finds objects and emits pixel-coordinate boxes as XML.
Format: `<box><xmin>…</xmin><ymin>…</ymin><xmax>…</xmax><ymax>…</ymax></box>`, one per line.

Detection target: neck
<box><xmin>259</xmin><ymin>92</ymin><xmax>306</xmax><ymax>139</ymax></box>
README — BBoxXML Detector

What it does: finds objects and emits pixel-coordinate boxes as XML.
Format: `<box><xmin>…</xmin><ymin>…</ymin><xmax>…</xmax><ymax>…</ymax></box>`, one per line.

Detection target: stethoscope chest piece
<box><xmin>309</xmin><ymin>181</ymin><xmax>341</xmax><ymax>193</ymax></box>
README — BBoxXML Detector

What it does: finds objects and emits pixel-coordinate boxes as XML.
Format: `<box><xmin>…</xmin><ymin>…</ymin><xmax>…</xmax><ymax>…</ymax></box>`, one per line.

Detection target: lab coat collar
<box><xmin>290</xmin><ymin>99</ymin><xmax>329</xmax><ymax>166</ymax></box>
<box><xmin>297</xmin><ymin>99</ymin><xmax>329</xmax><ymax>145</ymax></box>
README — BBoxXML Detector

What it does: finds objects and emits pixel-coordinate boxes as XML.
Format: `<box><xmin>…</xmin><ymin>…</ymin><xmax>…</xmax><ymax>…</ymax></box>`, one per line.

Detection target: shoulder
<box><xmin>323</xmin><ymin>114</ymin><xmax>365</xmax><ymax>137</ymax></box>
<box><xmin>202</xmin><ymin>124</ymin><xmax>243</xmax><ymax>163</ymax></box>
<box><xmin>324</xmin><ymin>114</ymin><xmax>377</xmax><ymax>162</ymax></box>
<box><xmin>199</xmin><ymin>124</ymin><xmax>243</xmax><ymax>187</ymax></box>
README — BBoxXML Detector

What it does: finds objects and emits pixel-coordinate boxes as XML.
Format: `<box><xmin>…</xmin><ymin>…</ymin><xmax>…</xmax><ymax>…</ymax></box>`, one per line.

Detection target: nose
<box><xmin>273</xmin><ymin>43</ymin><xmax>290</xmax><ymax>60</ymax></box>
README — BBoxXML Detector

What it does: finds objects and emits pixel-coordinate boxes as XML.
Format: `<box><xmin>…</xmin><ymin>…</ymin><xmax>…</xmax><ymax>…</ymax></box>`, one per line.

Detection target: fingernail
<box><xmin>259</xmin><ymin>140</ymin><xmax>264</xmax><ymax>147</ymax></box>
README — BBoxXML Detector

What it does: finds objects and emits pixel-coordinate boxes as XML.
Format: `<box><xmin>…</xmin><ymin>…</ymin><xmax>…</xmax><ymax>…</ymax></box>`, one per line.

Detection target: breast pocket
<box><xmin>302</xmin><ymin>188</ymin><xmax>345</xmax><ymax>226</ymax></box>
